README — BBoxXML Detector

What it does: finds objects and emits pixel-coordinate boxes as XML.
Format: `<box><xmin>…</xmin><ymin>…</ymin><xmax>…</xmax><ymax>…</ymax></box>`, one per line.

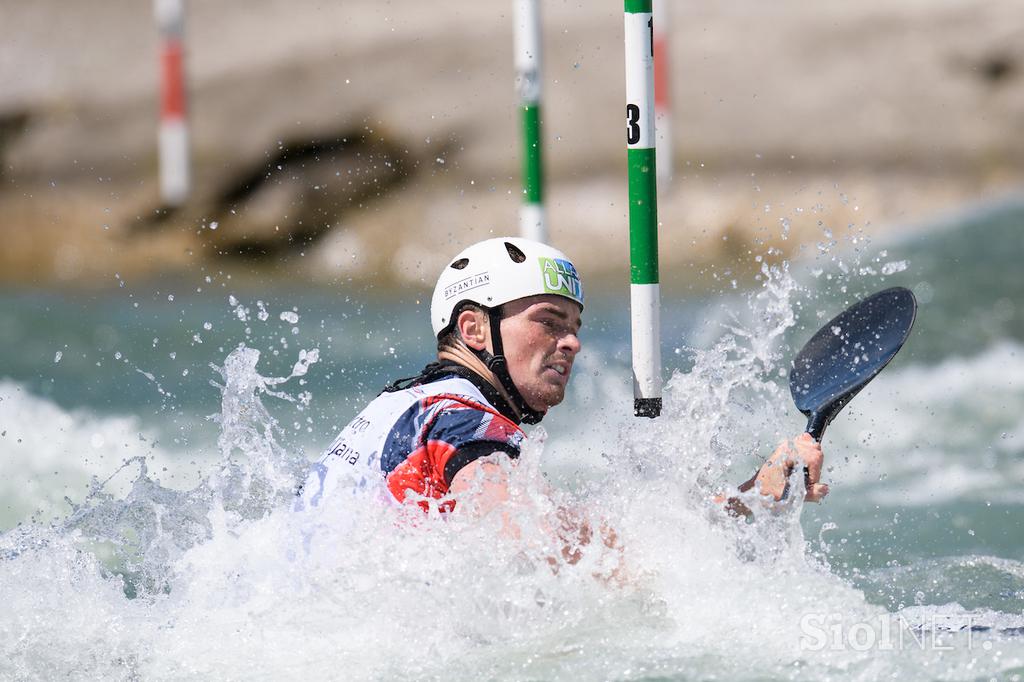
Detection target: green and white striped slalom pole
<box><xmin>625</xmin><ymin>0</ymin><xmax>662</xmax><ymax>418</ymax></box>
<box><xmin>514</xmin><ymin>0</ymin><xmax>546</xmax><ymax>243</ymax></box>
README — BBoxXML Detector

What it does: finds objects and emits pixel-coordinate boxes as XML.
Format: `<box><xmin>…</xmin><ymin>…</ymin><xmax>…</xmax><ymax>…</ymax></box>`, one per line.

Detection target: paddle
<box><xmin>789</xmin><ymin>286</ymin><xmax>917</xmax><ymax>441</ymax></box>
<box><xmin>737</xmin><ymin>287</ymin><xmax>917</xmax><ymax>497</ymax></box>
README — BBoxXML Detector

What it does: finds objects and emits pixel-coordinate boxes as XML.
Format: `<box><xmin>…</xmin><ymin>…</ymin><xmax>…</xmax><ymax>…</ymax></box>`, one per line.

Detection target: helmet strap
<box><xmin>479</xmin><ymin>309</ymin><xmax>546</xmax><ymax>425</ymax></box>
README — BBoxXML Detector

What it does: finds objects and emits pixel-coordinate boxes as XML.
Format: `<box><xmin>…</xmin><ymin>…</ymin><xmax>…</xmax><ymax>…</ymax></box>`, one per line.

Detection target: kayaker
<box><xmin>298</xmin><ymin>237</ymin><xmax>827</xmax><ymax>520</ymax></box>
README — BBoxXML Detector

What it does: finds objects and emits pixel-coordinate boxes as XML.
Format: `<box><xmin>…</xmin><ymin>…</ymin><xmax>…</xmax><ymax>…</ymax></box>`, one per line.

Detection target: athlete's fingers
<box><xmin>794</xmin><ymin>432</ymin><xmax>816</xmax><ymax>446</ymax></box>
<box><xmin>768</xmin><ymin>439</ymin><xmax>794</xmax><ymax>467</ymax></box>
<box><xmin>755</xmin><ymin>461</ymin><xmax>788</xmax><ymax>501</ymax></box>
<box><xmin>806</xmin><ymin>483</ymin><xmax>830</xmax><ymax>502</ymax></box>
<box><xmin>794</xmin><ymin>436</ymin><xmax>823</xmax><ymax>484</ymax></box>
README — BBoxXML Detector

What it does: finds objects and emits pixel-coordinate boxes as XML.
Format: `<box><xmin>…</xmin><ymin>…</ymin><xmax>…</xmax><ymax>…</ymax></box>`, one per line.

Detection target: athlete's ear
<box><xmin>456</xmin><ymin>308</ymin><xmax>490</xmax><ymax>352</ymax></box>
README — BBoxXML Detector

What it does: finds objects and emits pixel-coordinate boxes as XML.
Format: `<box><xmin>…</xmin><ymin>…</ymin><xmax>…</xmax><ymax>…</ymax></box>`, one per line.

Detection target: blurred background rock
<box><xmin>1</xmin><ymin>0</ymin><xmax>1021</xmax><ymax>288</ymax></box>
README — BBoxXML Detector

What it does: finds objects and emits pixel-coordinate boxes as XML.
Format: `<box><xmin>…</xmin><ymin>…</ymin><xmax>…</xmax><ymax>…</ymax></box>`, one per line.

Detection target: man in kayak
<box><xmin>298</xmin><ymin>237</ymin><xmax>827</xmax><ymax>518</ymax></box>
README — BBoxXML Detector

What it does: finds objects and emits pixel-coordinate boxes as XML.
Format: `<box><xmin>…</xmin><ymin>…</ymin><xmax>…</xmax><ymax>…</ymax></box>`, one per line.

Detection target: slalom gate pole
<box><xmin>514</xmin><ymin>0</ymin><xmax>547</xmax><ymax>242</ymax></box>
<box><xmin>624</xmin><ymin>0</ymin><xmax>662</xmax><ymax>418</ymax></box>
<box><xmin>653</xmin><ymin>0</ymin><xmax>673</xmax><ymax>186</ymax></box>
<box><xmin>155</xmin><ymin>0</ymin><xmax>190</xmax><ymax>207</ymax></box>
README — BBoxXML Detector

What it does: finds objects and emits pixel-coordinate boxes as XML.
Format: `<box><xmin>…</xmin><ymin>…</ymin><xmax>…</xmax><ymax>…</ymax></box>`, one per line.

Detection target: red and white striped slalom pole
<box><xmin>652</xmin><ymin>0</ymin><xmax>673</xmax><ymax>187</ymax></box>
<box><xmin>155</xmin><ymin>0</ymin><xmax>190</xmax><ymax>207</ymax></box>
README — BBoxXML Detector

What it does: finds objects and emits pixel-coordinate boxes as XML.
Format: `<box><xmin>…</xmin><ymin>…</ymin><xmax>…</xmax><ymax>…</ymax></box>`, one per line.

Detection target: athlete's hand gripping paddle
<box><xmin>737</xmin><ymin>287</ymin><xmax>917</xmax><ymax>501</ymax></box>
<box><xmin>789</xmin><ymin>286</ymin><xmax>917</xmax><ymax>442</ymax></box>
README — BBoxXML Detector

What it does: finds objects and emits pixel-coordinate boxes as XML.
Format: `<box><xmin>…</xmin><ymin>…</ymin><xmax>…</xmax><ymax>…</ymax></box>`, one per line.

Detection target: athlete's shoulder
<box><xmin>413</xmin><ymin>374</ymin><xmax>488</xmax><ymax>402</ymax></box>
<box><xmin>425</xmin><ymin>392</ymin><xmax>525</xmax><ymax>451</ymax></box>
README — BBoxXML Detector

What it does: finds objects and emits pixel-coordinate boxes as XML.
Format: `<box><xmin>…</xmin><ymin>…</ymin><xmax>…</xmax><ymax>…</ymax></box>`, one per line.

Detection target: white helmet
<box><xmin>430</xmin><ymin>237</ymin><xmax>584</xmax><ymax>336</ymax></box>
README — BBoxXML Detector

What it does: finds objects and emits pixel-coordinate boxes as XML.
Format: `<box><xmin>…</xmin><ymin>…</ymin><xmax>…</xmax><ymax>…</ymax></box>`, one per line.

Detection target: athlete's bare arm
<box><xmin>449</xmin><ymin>456</ymin><xmax>623</xmax><ymax>574</ymax></box>
<box><xmin>448</xmin><ymin>457</ymin><xmax>515</xmax><ymax>530</ymax></box>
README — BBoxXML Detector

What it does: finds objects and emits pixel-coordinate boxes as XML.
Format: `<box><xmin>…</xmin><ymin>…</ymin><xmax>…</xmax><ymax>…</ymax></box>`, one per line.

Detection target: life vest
<box><xmin>297</xmin><ymin>372</ymin><xmax>525</xmax><ymax>512</ymax></box>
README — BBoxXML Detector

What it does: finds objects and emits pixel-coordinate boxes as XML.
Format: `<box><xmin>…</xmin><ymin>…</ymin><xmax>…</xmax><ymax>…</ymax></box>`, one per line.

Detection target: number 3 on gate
<box><xmin>625</xmin><ymin>13</ymin><xmax>654</xmax><ymax>146</ymax></box>
<box><xmin>626</xmin><ymin>104</ymin><xmax>641</xmax><ymax>145</ymax></box>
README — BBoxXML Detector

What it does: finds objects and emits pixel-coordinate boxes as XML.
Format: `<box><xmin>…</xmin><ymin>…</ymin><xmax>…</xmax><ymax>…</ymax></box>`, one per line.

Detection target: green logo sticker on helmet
<box><xmin>539</xmin><ymin>257</ymin><xmax>584</xmax><ymax>303</ymax></box>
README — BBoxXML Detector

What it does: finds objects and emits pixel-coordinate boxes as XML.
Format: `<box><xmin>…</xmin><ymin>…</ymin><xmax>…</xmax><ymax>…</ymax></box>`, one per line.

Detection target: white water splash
<box><xmin>881</xmin><ymin>260</ymin><xmax>909</xmax><ymax>275</ymax></box>
<box><xmin>2</xmin><ymin>271</ymin><xmax>1023</xmax><ymax>680</ymax></box>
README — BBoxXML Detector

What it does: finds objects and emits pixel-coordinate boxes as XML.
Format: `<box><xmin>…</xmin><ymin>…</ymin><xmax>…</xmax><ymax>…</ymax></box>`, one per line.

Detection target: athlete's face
<box><xmin>498</xmin><ymin>295</ymin><xmax>582</xmax><ymax>413</ymax></box>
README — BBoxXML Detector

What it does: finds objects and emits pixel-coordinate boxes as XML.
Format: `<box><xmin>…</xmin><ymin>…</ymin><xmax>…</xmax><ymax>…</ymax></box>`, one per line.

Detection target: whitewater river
<box><xmin>1</xmin><ymin>197</ymin><xmax>1022</xmax><ymax>680</ymax></box>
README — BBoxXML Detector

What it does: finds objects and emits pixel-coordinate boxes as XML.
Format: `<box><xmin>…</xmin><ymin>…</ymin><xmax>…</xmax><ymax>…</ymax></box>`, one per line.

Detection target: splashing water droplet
<box><xmin>881</xmin><ymin>260</ymin><xmax>908</xmax><ymax>275</ymax></box>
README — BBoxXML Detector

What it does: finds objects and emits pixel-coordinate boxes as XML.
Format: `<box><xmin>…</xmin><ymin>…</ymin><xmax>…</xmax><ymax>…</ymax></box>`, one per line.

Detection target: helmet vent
<box><xmin>504</xmin><ymin>242</ymin><xmax>526</xmax><ymax>263</ymax></box>
<box><xmin>450</xmin><ymin>258</ymin><xmax>469</xmax><ymax>270</ymax></box>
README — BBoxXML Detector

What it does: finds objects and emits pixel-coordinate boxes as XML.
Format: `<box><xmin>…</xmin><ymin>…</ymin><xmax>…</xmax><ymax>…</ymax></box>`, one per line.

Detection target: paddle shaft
<box><xmin>805</xmin><ymin>412</ymin><xmax>829</xmax><ymax>441</ymax></box>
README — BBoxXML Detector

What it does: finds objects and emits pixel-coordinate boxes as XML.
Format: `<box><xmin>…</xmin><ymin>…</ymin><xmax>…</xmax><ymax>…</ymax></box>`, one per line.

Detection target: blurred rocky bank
<box><xmin>1</xmin><ymin>0</ymin><xmax>1022</xmax><ymax>289</ymax></box>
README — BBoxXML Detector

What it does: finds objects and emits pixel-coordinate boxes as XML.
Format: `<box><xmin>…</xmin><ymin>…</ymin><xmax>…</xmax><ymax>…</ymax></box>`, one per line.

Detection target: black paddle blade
<box><xmin>790</xmin><ymin>287</ymin><xmax>917</xmax><ymax>440</ymax></box>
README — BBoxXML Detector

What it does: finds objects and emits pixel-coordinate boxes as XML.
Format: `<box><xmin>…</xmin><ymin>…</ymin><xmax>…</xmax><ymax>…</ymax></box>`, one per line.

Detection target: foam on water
<box><xmin>0</xmin><ymin>380</ymin><xmax>190</xmax><ymax>529</ymax></box>
<box><xmin>823</xmin><ymin>341</ymin><xmax>1024</xmax><ymax>506</ymax></box>
<box><xmin>2</xmin><ymin>266</ymin><xmax>1023</xmax><ymax>681</ymax></box>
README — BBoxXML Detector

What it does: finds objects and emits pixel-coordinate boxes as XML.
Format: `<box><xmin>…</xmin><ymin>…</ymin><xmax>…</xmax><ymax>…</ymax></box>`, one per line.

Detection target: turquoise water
<box><xmin>1</xmin><ymin>196</ymin><xmax>1023</xmax><ymax>680</ymax></box>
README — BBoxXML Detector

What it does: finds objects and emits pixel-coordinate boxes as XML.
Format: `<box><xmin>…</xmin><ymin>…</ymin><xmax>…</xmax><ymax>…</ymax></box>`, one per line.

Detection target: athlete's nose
<box><xmin>559</xmin><ymin>330</ymin><xmax>581</xmax><ymax>357</ymax></box>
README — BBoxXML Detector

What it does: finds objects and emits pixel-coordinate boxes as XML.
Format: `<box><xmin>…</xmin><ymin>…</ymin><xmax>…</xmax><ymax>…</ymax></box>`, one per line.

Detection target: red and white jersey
<box><xmin>297</xmin><ymin>374</ymin><xmax>525</xmax><ymax>512</ymax></box>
